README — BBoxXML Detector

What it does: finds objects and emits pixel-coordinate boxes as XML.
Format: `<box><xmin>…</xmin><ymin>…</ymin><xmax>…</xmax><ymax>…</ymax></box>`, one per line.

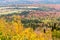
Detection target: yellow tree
<box><xmin>12</xmin><ymin>15</ymin><xmax>24</xmax><ymax>35</ymax></box>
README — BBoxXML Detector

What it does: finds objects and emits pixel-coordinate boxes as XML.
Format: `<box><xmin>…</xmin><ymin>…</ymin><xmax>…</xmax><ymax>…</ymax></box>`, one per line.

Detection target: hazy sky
<box><xmin>0</xmin><ymin>0</ymin><xmax>60</xmax><ymax>5</ymax></box>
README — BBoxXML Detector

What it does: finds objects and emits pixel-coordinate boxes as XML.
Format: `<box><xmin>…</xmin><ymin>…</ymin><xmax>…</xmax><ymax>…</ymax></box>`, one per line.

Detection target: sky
<box><xmin>0</xmin><ymin>0</ymin><xmax>60</xmax><ymax>5</ymax></box>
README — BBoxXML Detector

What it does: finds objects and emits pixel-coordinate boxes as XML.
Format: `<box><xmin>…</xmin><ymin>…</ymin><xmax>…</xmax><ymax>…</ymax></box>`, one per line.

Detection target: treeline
<box><xmin>0</xmin><ymin>11</ymin><xmax>60</xmax><ymax>31</ymax></box>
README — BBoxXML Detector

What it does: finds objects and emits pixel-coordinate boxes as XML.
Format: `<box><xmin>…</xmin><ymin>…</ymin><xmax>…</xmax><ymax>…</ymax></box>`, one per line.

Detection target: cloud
<box><xmin>48</xmin><ymin>0</ymin><xmax>60</xmax><ymax>3</ymax></box>
<box><xmin>0</xmin><ymin>0</ymin><xmax>19</xmax><ymax>2</ymax></box>
<box><xmin>5</xmin><ymin>0</ymin><xmax>19</xmax><ymax>2</ymax></box>
<box><xmin>0</xmin><ymin>0</ymin><xmax>60</xmax><ymax>5</ymax></box>
<box><xmin>28</xmin><ymin>0</ymin><xmax>42</xmax><ymax>1</ymax></box>
<box><xmin>0</xmin><ymin>0</ymin><xmax>60</xmax><ymax>3</ymax></box>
